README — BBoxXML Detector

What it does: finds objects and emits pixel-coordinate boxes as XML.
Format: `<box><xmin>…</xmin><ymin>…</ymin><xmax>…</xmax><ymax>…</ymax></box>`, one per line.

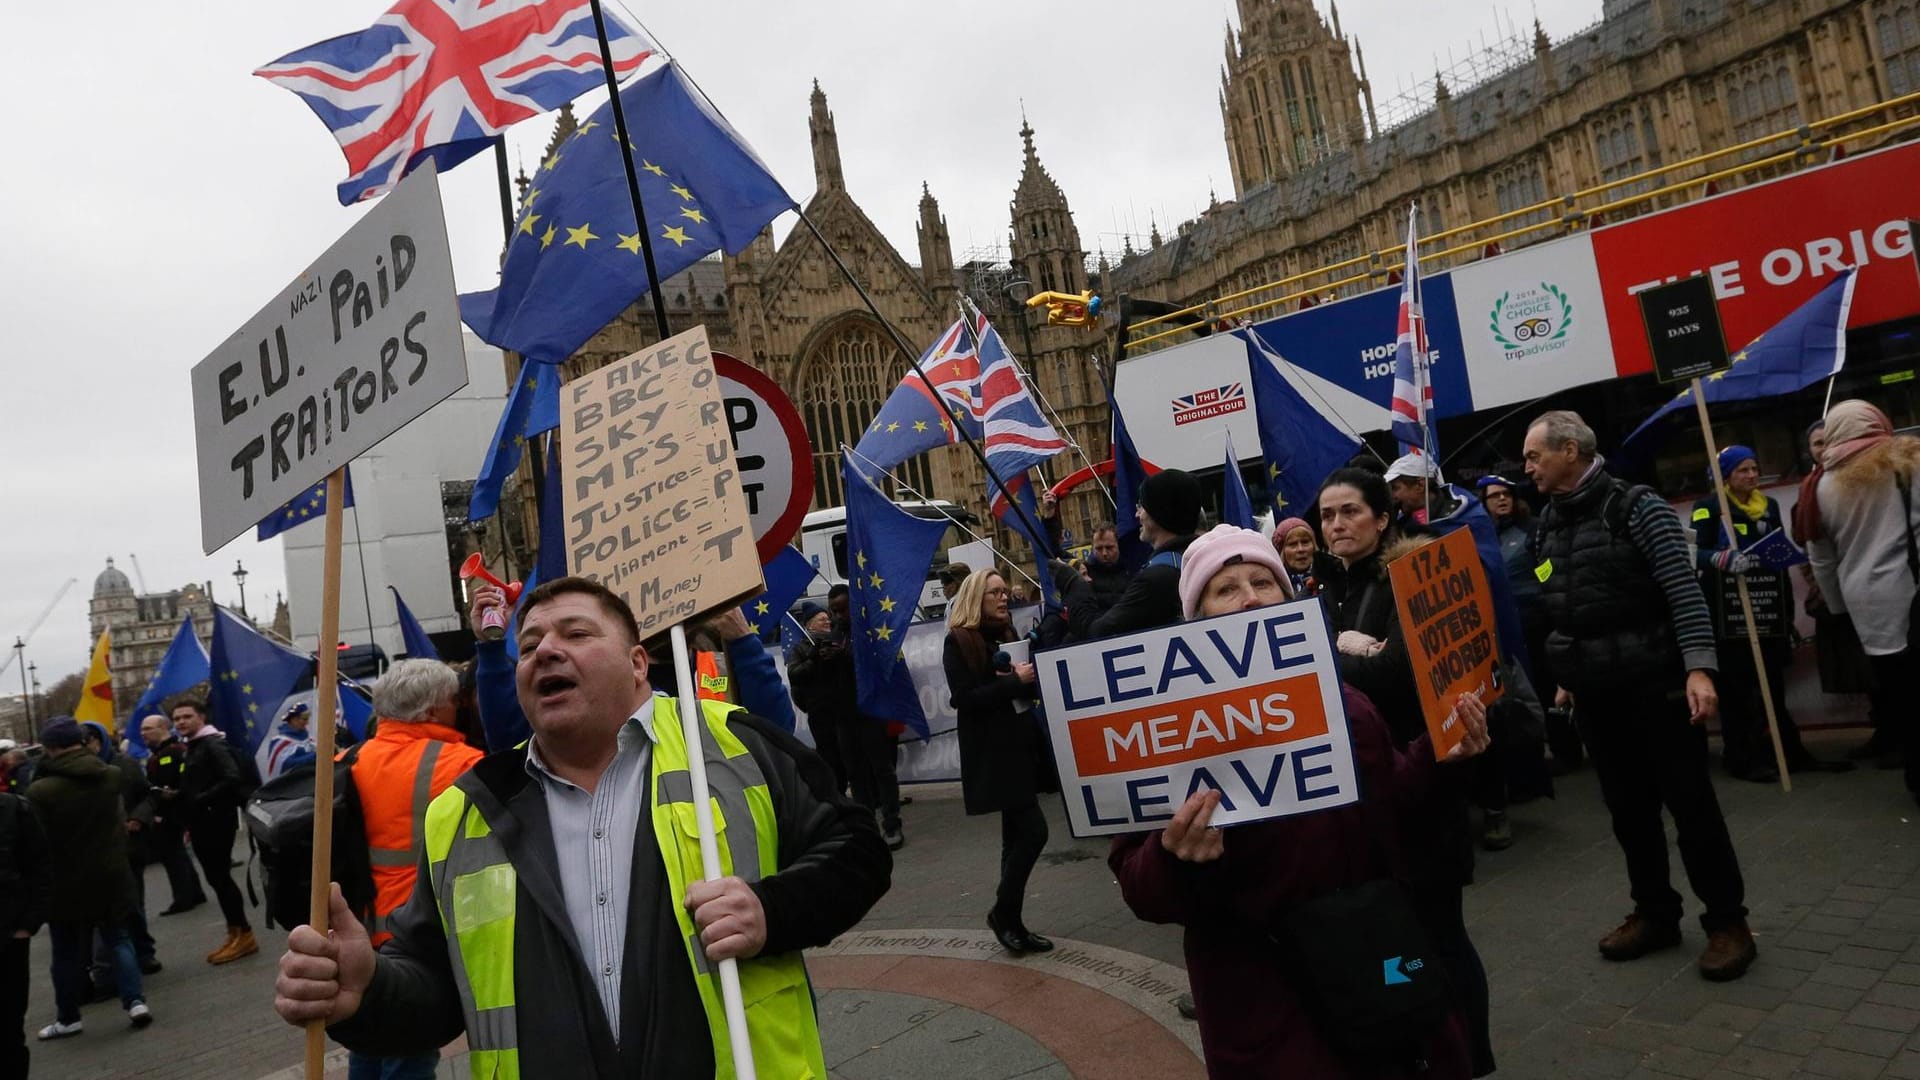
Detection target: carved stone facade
<box><xmin>1113</xmin><ymin>0</ymin><xmax>1908</xmax><ymax>316</ymax></box>
<box><xmin>86</xmin><ymin>559</ymin><xmax>215</xmax><ymax>716</ymax></box>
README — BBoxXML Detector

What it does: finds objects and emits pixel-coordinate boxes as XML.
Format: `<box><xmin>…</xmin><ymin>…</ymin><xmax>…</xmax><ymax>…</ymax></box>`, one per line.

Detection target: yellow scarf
<box><xmin>1724</xmin><ymin>486</ymin><xmax>1768</xmax><ymax>523</ymax></box>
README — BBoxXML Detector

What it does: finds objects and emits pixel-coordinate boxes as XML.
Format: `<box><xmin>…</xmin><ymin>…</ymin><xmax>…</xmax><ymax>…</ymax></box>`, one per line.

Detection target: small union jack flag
<box><xmin>1170</xmin><ymin>383</ymin><xmax>1247</xmax><ymax>425</ymax></box>
<box><xmin>850</xmin><ymin>317</ymin><xmax>984</xmax><ymax>478</ymax></box>
<box><xmin>256</xmin><ymin>0</ymin><xmax>655</xmax><ymax>205</ymax></box>
<box><xmin>973</xmin><ymin>314</ymin><xmax>1067</xmax><ymax>518</ymax></box>
<box><xmin>1391</xmin><ymin>203</ymin><xmax>1437</xmax><ymax>458</ymax></box>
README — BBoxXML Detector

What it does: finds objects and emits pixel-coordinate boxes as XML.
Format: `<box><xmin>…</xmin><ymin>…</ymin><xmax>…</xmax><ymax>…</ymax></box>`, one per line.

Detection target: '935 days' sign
<box><xmin>563</xmin><ymin>325</ymin><xmax>764</xmax><ymax>639</ymax></box>
<box><xmin>191</xmin><ymin>163</ymin><xmax>468</xmax><ymax>553</ymax></box>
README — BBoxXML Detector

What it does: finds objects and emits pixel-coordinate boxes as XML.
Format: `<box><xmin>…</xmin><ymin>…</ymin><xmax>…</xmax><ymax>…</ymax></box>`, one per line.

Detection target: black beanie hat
<box><xmin>1140</xmin><ymin>469</ymin><xmax>1203</xmax><ymax>536</ymax></box>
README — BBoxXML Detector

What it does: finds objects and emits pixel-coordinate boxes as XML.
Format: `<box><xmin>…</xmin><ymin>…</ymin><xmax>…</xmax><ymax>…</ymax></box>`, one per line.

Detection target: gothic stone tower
<box><xmin>1221</xmin><ymin>0</ymin><xmax>1375</xmax><ymax>195</ymax></box>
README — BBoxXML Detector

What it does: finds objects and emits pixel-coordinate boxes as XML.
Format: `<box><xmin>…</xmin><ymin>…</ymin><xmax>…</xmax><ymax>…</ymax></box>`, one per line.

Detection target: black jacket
<box><xmin>1084</xmin><ymin>558</ymin><xmax>1130</xmax><ymax>610</ymax></box>
<box><xmin>0</xmin><ymin>792</ymin><xmax>50</xmax><ymax>937</ymax></box>
<box><xmin>144</xmin><ymin>735</ymin><xmax>192</xmax><ymax>832</ymax></box>
<box><xmin>26</xmin><ymin>750</ymin><xmax>135</xmax><ymax>926</ymax></box>
<box><xmin>1037</xmin><ymin>563</ymin><xmax>1100</xmax><ymax>648</ymax></box>
<box><xmin>944</xmin><ymin>630</ymin><xmax>1055</xmax><ymax>815</ymax></box>
<box><xmin>180</xmin><ymin>731</ymin><xmax>244</xmax><ymax>827</ymax></box>
<box><xmin>329</xmin><ymin>707</ymin><xmax>891</xmax><ymax>1078</ymax></box>
<box><xmin>1089</xmin><ymin>534</ymin><xmax>1198</xmax><ymax>639</ymax></box>
<box><xmin>1312</xmin><ymin>549</ymin><xmax>1420</xmax><ymax>742</ymax></box>
<box><xmin>787</xmin><ymin>633</ymin><xmax>856</xmax><ymax>722</ymax></box>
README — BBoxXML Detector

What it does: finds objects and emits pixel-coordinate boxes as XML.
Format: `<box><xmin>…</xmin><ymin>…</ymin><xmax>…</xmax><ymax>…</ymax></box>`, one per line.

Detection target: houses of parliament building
<box><xmin>516</xmin><ymin>0</ymin><xmax>1920</xmax><ymax>558</ymax></box>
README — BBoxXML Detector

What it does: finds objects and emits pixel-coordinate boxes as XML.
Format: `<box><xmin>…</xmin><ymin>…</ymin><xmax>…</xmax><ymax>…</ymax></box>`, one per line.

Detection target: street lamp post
<box><xmin>27</xmin><ymin>663</ymin><xmax>39</xmax><ymax>725</ymax></box>
<box><xmin>12</xmin><ymin>638</ymin><xmax>29</xmax><ymax>730</ymax></box>
<box><xmin>234</xmin><ymin>559</ymin><xmax>249</xmax><ymax>618</ymax></box>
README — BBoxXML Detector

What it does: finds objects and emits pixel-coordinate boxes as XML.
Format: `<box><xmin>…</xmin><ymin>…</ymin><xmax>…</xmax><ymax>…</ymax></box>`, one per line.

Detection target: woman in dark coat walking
<box><xmin>944</xmin><ymin>568</ymin><xmax>1056</xmax><ymax>954</ymax></box>
<box><xmin>1111</xmin><ymin>525</ymin><xmax>1486</xmax><ymax>1079</ymax></box>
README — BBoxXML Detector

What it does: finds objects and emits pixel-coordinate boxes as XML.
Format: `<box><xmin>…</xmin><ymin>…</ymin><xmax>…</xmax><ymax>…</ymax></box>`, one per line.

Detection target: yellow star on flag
<box><xmin>1269</xmin><ymin>463</ymin><xmax>1282</xmax><ymax>478</ymax></box>
<box><xmin>680</xmin><ymin>206</ymin><xmax>707</xmax><ymax>224</ymax></box>
<box><xmin>542</xmin><ymin>151</ymin><xmax>562</xmax><ymax>171</ymax></box>
<box><xmin>540</xmin><ymin>224</ymin><xmax>558</xmax><ymax>249</ymax></box>
<box><xmin>517</xmin><ymin>213</ymin><xmax>542</xmax><ymax>237</ymax></box>
<box><xmin>745</xmin><ymin>621</ymin><xmax>760</xmax><ymax>635</ymax></box>
<box><xmin>660</xmin><ymin>225</ymin><xmax>692</xmax><ymax>247</ymax></box>
<box><xmin>855</xmin><ymin>551</ymin><xmax>868</xmax><ymax>569</ymax></box>
<box><xmin>868</xmin><ymin>573</ymin><xmax>884</xmax><ymax>589</ymax></box>
<box><xmin>755</xmin><ymin>600</ymin><xmax>770</xmax><ymax>615</ymax></box>
<box><xmin>241</xmin><ymin>683</ymin><xmax>253</xmax><ymax>696</ymax></box>
<box><xmin>574</xmin><ymin>119</ymin><xmax>599</xmax><ymax>137</ymax></box>
<box><xmin>886</xmin><ymin>421</ymin><xmax>900</xmax><ymax>432</ymax></box>
<box><xmin>642</xmin><ymin>160</ymin><xmax>666</xmax><ymax>176</ymax></box>
<box><xmin>522</xmin><ymin>187</ymin><xmax>541</xmax><ymax>206</ymax></box>
<box><xmin>669</xmin><ymin>183</ymin><xmax>693</xmax><ymax>200</ymax></box>
<box><xmin>565</xmin><ymin>223</ymin><xmax>598</xmax><ymax>249</ymax></box>
<box><xmin>878</xmin><ymin>596</ymin><xmax>896</xmax><ymax>613</ymax></box>
<box><xmin>875</xmin><ymin>625</ymin><xmax>893</xmax><ymax>642</ymax></box>
<box><xmin>616</xmin><ymin>232</ymin><xmax>642</xmax><ymax>255</ymax></box>
<box><xmin>913</xmin><ymin>420</ymin><xmax>928</xmax><ymax>432</ymax></box>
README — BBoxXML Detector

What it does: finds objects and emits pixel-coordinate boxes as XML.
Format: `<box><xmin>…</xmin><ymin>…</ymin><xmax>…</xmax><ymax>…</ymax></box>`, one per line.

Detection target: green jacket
<box><xmin>26</xmin><ymin>749</ymin><xmax>135</xmax><ymax>926</ymax></box>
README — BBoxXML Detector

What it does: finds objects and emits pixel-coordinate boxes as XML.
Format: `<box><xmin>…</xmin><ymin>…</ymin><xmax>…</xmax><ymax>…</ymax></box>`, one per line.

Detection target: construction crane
<box><xmin>1</xmin><ymin>577</ymin><xmax>79</xmax><ymax>679</ymax></box>
<box><xmin>128</xmin><ymin>553</ymin><xmax>150</xmax><ymax>594</ymax></box>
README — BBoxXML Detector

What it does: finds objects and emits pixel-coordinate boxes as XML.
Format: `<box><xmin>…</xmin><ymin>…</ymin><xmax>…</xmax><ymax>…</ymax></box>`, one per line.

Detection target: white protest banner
<box><xmin>191</xmin><ymin>162</ymin><xmax>467</xmax><ymax>554</ymax></box>
<box><xmin>714</xmin><ymin>353</ymin><xmax>814</xmax><ymax>562</ymax></box>
<box><xmin>563</xmin><ymin>325</ymin><xmax>764</xmax><ymax>638</ymax></box>
<box><xmin>1035</xmin><ymin>598</ymin><xmax>1356</xmax><ymax>838</ymax></box>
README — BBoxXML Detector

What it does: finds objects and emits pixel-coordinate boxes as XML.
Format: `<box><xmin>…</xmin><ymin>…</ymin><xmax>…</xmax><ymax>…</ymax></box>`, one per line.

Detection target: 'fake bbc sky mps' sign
<box><xmin>1035</xmin><ymin>599</ymin><xmax>1358</xmax><ymax>838</ymax></box>
<box><xmin>191</xmin><ymin>164</ymin><xmax>468</xmax><ymax>553</ymax></box>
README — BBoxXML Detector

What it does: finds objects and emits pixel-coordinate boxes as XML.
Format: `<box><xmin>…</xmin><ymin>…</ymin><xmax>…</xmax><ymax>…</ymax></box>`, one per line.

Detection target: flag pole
<box><xmin>491</xmin><ymin>139</ymin><xmax>517</xmax><ymax>242</ymax></box>
<box><xmin>665</xmin><ymin>621</ymin><xmax>758</xmax><ymax>1079</ymax></box>
<box><xmin>586</xmin><ymin>1</ymin><xmax>671</xmax><ymax>340</ymax></box>
<box><xmin>1692</xmin><ymin>381</ymin><xmax>1792</xmax><ymax>792</ymax></box>
<box><xmin>303</xmin><ymin>468</ymin><xmax>346</xmax><ymax>1080</ymax></box>
<box><xmin>963</xmin><ymin>296</ymin><xmax>1117</xmax><ymax>513</ymax></box>
<box><xmin>797</xmin><ymin>212</ymin><xmax>1054</xmax><ymax>558</ymax></box>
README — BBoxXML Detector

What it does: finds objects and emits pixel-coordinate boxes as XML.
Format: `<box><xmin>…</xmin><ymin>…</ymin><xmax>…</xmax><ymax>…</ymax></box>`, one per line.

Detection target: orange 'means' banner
<box><xmin>1388</xmin><ymin>528</ymin><xmax>1504</xmax><ymax>760</ymax></box>
<box><xmin>73</xmin><ymin>629</ymin><xmax>115</xmax><ymax>726</ymax></box>
<box><xmin>1034</xmin><ymin>598</ymin><xmax>1356</xmax><ymax>838</ymax></box>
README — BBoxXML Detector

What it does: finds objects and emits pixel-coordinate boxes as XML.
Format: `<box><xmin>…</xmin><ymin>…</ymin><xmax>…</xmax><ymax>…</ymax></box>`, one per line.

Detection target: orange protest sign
<box><xmin>1388</xmin><ymin>527</ymin><xmax>1504</xmax><ymax>760</ymax></box>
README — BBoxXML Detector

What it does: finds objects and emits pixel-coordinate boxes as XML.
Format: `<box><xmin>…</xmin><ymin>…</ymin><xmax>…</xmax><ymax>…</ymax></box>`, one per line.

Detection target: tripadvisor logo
<box><xmin>1489</xmin><ymin>282</ymin><xmax>1574</xmax><ymax>360</ymax></box>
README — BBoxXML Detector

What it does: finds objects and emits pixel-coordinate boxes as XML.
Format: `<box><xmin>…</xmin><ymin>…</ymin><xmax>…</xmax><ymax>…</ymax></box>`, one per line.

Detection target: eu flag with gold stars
<box><xmin>469</xmin><ymin>361</ymin><xmax>560</xmax><ymax>521</ymax></box>
<box><xmin>210</xmin><ymin>607</ymin><xmax>312</xmax><ymax>765</ymax></box>
<box><xmin>458</xmin><ymin>60</ymin><xmax>795</xmax><ymax>363</ymax></box>
<box><xmin>740</xmin><ymin>547</ymin><xmax>818</xmax><ymax>641</ymax></box>
<box><xmin>1239</xmin><ymin>328</ymin><xmax>1360</xmax><ymax>518</ymax></box>
<box><xmin>842</xmin><ymin>453</ymin><xmax>946</xmax><ymax>736</ymax></box>
<box><xmin>256</xmin><ymin>468</ymin><xmax>355</xmax><ymax>540</ymax></box>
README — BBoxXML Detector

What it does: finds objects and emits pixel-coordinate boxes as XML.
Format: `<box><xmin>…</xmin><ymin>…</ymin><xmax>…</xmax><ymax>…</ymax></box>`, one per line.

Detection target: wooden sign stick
<box><xmin>665</xmin><ymin>622</ymin><xmax>758</xmax><ymax>1079</ymax></box>
<box><xmin>305</xmin><ymin>468</ymin><xmax>347</xmax><ymax>1078</ymax></box>
<box><xmin>1691</xmin><ymin>382</ymin><xmax>1792</xmax><ymax>793</ymax></box>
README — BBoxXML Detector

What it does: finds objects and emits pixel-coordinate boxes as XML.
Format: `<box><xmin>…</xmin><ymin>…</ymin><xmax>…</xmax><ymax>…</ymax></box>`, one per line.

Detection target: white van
<box><xmin>796</xmin><ymin>500</ymin><xmax>994</xmax><ymax>623</ymax></box>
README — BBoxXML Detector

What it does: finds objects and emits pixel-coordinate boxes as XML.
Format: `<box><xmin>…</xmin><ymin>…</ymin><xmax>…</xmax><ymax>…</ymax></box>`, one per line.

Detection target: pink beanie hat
<box><xmin>1179</xmin><ymin>524</ymin><xmax>1291</xmax><ymax>619</ymax></box>
<box><xmin>1271</xmin><ymin>517</ymin><xmax>1312</xmax><ymax>547</ymax></box>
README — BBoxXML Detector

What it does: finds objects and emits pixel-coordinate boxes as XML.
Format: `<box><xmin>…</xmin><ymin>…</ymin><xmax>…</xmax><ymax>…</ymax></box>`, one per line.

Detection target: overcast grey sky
<box><xmin>0</xmin><ymin>0</ymin><xmax>1598</xmax><ymax>687</ymax></box>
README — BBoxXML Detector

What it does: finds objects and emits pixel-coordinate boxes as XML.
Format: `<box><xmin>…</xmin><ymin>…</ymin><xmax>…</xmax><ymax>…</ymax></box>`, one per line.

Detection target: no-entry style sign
<box><xmin>714</xmin><ymin>353</ymin><xmax>814</xmax><ymax>563</ymax></box>
<box><xmin>191</xmin><ymin>163</ymin><xmax>468</xmax><ymax>553</ymax></box>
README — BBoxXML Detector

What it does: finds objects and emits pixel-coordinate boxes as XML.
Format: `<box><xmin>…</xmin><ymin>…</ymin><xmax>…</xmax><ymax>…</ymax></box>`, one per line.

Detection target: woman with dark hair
<box><xmin>944</xmin><ymin>568</ymin><xmax>1056</xmax><ymax>954</ymax></box>
<box><xmin>1111</xmin><ymin>525</ymin><xmax>1486</xmax><ymax>1079</ymax></box>
<box><xmin>1312</xmin><ymin>467</ymin><xmax>1496</xmax><ymax>1077</ymax></box>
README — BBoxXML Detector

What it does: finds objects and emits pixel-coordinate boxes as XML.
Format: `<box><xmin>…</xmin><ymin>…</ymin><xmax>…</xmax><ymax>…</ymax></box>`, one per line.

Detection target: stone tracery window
<box><xmin>1876</xmin><ymin>3</ymin><xmax>1920</xmax><ymax>95</ymax></box>
<box><xmin>798</xmin><ymin>318</ymin><xmax>939</xmax><ymax>508</ymax></box>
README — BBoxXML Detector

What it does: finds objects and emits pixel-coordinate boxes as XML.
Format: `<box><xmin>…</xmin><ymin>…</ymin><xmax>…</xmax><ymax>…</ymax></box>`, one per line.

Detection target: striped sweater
<box><xmin>1621</xmin><ymin>485</ymin><xmax>1721</xmax><ymax>675</ymax></box>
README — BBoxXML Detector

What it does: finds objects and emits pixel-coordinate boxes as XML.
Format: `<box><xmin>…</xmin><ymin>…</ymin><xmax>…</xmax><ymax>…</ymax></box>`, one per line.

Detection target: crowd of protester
<box><xmin>5</xmin><ymin>400</ymin><xmax>1913</xmax><ymax>1079</ymax></box>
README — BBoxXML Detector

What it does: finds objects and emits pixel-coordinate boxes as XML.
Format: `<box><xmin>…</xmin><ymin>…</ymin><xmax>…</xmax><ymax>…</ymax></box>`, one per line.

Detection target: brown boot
<box><xmin>211</xmin><ymin>929</ymin><xmax>259</xmax><ymax>965</ymax></box>
<box><xmin>205</xmin><ymin>927</ymin><xmax>238</xmax><ymax>964</ymax></box>
<box><xmin>1698</xmin><ymin>924</ymin><xmax>1757</xmax><ymax>982</ymax></box>
<box><xmin>1598</xmin><ymin>913</ymin><xmax>1682</xmax><ymax>961</ymax></box>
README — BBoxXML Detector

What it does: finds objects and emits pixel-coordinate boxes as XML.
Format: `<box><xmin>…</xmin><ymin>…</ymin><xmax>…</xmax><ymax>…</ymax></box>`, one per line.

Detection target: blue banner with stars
<box><xmin>1239</xmin><ymin>328</ymin><xmax>1361</xmax><ymax>518</ymax></box>
<box><xmin>209</xmin><ymin>607</ymin><xmax>312</xmax><ymax>764</ymax></box>
<box><xmin>124</xmin><ymin>615</ymin><xmax>211</xmax><ymax>760</ymax></box>
<box><xmin>469</xmin><ymin>361</ymin><xmax>560</xmax><ymax>522</ymax></box>
<box><xmin>842</xmin><ymin>454</ymin><xmax>946</xmax><ymax>737</ymax></box>
<box><xmin>741</xmin><ymin>546</ymin><xmax>819</xmax><ymax>641</ymax></box>
<box><xmin>257</xmin><ymin>468</ymin><xmax>355</xmax><ymax>541</ymax></box>
<box><xmin>458</xmin><ymin>60</ymin><xmax>796</xmax><ymax>364</ymax></box>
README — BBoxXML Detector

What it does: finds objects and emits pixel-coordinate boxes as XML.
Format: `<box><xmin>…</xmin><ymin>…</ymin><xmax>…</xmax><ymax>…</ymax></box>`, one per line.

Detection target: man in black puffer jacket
<box><xmin>0</xmin><ymin>781</ymin><xmax>51</xmax><ymax>1074</ymax></box>
<box><xmin>1089</xmin><ymin>470</ymin><xmax>1203</xmax><ymax>639</ymax></box>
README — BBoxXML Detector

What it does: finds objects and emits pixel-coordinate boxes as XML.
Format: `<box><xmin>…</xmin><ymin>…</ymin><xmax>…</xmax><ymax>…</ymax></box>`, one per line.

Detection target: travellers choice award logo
<box><xmin>1489</xmin><ymin>282</ymin><xmax>1575</xmax><ymax>361</ymax></box>
<box><xmin>1170</xmin><ymin>383</ymin><xmax>1247</xmax><ymax>426</ymax></box>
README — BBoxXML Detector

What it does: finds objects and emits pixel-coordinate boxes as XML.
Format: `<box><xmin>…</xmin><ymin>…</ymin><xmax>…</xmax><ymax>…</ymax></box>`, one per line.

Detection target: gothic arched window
<box><xmin>797</xmin><ymin>318</ymin><xmax>939</xmax><ymax>508</ymax></box>
<box><xmin>1882</xmin><ymin>6</ymin><xmax>1920</xmax><ymax>94</ymax></box>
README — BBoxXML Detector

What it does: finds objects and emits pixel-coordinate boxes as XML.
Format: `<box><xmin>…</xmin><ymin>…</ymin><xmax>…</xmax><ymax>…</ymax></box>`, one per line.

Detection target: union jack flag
<box><xmin>1170</xmin><ymin>382</ymin><xmax>1248</xmax><ymax>425</ymax></box>
<box><xmin>972</xmin><ymin>315</ymin><xmax>1068</xmax><ymax>517</ymax></box>
<box><xmin>850</xmin><ymin>317</ymin><xmax>983</xmax><ymax>478</ymax></box>
<box><xmin>256</xmin><ymin>0</ymin><xmax>655</xmax><ymax>205</ymax></box>
<box><xmin>1390</xmin><ymin>203</ymin><xmax>1437</xmax><ymax>458</ymax></box>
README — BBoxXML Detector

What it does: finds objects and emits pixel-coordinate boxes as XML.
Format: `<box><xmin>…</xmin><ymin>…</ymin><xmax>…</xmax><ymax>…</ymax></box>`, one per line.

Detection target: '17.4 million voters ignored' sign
<box><xmin>563</xmin><ymin>325</ymin><xmax>765</xmax><ymax>639</ymax></box>
<box><xmin>190</xmin><ymin>163</ymin><xmax>468</xmax><ymax>553</ymax></box>
<box><xmin>1035</xmin><ymin>599</ymin><xmax>1357</xmax><ymax>838</ymax></box>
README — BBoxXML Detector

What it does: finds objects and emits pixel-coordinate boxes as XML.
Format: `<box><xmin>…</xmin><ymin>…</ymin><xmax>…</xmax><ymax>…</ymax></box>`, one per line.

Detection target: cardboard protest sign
<box><xmin>1034</xmin><ymin>599</ymin><xmax>1357</xmax><ymax>838</ymax></box>
<box><xmin>1388</xmin><ymin>528</ymin><xmax>1505</xmax><ymax>760</ymax></box>
<box><xmin>562</xmin><ymin>326</ymin><xmax>764</xmax><ymax>638</ymax></box>
<box><xmin>191</xmin><ymin>163</ymin><xmax>467</xmax><ymax>554</ymax></box>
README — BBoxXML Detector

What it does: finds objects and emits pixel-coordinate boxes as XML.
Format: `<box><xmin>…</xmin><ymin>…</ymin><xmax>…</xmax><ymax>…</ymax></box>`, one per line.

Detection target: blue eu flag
<box><xmin>257</xmin><ymin>468</ymin><xmax>355</xmax><ymax>541</ymax></box>
<box><xmin>389</xmin><ymin>586</ymin><xmax>440</xmax><ymax>661</ymax></box>
<box><xmin>842</xmin><ymin>454</ymin><xmax>947</xmax><ymax>737</ymax></box>
<box><xmin>470</xmin><ymin>361</ymin><xmax>561</xmax><ymax>522</ymax></box>
<box><xmin>742</xmin><ymin>547</ymin><xmax>819</xmax><ymax>641</ymax></box>
<box><xmin>458</xmin><ymin>60</ymin><xmax>796</xmax><ymax>364</ymax></box>
<box><xmin>1104</xmin><ymin>366</ymin><xmax>1153</xmax><ymax>571</ymax></box>
<box><xmin>1240</xmin><ymin>328</ymin><xmax>1361</xmax><ymax>517</ymax></box>
<box><xmin>1222</xmin><ymin>431</ymin><xmax>1256</xmax><ymax>530</ymax></box>
<box><xmin>209</xmin><ymin>607</ymin><xmax>312</xmax><ymax>763</ymax></box>
<box><xmin>1621</xmin><ymin>269</ymin><xmax>1858</xmax><ymax>457</ymax></box>
<box><xmin>125</xmin><ymin>615</ymin><xmax>211</xmax><ymax>760</ymax></box>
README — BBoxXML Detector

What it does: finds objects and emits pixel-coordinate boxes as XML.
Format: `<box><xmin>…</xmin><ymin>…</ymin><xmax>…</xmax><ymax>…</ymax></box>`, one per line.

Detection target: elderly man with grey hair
<box><xmin>342</xmin><ymin>659</ymin><xmax>486</xmax><ymax>1080</ymax></box>
<box><xmin>1523</xmin><ymin>409</ymin><xmax>1755</xmax><ymax>982</ymax></box>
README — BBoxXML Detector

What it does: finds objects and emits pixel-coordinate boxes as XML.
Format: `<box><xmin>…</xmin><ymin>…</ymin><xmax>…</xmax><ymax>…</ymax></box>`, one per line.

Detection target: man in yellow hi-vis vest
<box><xmin>273</xmin><ymin>577</ymin><xmax>892</xmax><ymax>1078</ymax></box>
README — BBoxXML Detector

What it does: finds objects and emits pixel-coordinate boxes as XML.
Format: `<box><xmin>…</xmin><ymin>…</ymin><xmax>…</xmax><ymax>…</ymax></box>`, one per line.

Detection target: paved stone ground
<box><xmin>20</xmin><ymin>726</ymin><xmax>1920</xmax><ymax>1079</ymax></box>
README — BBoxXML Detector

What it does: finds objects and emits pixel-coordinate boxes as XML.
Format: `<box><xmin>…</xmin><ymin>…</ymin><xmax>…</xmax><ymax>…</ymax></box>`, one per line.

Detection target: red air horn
<box><xmin>459</xmin><ymin>554</ymin><xmax>524</xmax><ymax>641</ymax></box>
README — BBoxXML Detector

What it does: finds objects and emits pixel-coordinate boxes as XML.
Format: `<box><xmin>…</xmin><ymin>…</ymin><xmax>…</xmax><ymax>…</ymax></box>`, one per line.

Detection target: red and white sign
<box><xmin>1171</xmin><ymin>383</ymin><xmax>1248</xmax><ymax>425</ymax></box>
<box><xmin>1592</xmin><ymin>141</ymin><xmax>1920</xmax><ymax>376</ymax></box>
<box><xmin>714</xmin><ymin>353</ymin><xmax>814</xmax><ymax>563</ymax></box>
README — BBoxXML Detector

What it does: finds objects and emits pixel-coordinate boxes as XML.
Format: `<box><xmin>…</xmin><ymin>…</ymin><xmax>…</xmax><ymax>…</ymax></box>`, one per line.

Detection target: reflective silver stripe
<box><xmin>655</xmin><ymin>769</ymin><xmax>693</xmax><ymax>807</ymax></box>
<box><xmin>687</xmin><ymin>930</ymin><xmax>710</xmax><ymax>975</ymax></box>
<box><xmin>695</xmin><ymin>726</ymin><xmax>769</xmax><ymax>885</ymax></box>
<box><xmin>409</xmin><ymin>741</ymin><xmax>444</xmax><ymax>857</ymax></box>
<box><xmin>369</xmin><ymin>847</ymin><xmax>413</xmax><ymax>867</ymax></box>
<box><xmin>366</xmin><ymin>912</ymin><xmax>389</xmax><ymax>936</ymax></box>
<box><xmin>467</xmin><ymin>1005</ymin><xmax>517</xmax><ymax>1051</ymax></box>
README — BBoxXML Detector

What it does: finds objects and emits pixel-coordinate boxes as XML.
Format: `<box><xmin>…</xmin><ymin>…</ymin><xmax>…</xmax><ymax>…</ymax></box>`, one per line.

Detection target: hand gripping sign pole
<box><xmin>304</xmin><ymin>469</ymin><xmax>347</xmax><ymax>1076</ymax></box>
<box><xmin>668</xmin><ymin>621</ymin><xmax>757</xmax><ymax>1078</ymax></box>
<box><xmin>1692</xmin><ymin>386</ymin><xmax>1793</xmax><ymax>793</ymax></box>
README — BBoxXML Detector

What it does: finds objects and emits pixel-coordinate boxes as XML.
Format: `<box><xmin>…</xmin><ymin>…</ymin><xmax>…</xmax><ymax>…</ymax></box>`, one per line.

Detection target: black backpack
<box><xmin>243</xmin><ymin>746</ymin><xmax>374</xmax><ymax>931</ymax></box>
